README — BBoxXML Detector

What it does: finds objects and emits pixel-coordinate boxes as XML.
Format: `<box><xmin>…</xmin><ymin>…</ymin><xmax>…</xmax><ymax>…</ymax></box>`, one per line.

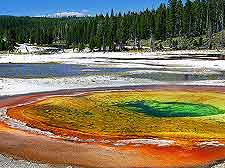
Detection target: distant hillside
<box><xmin>150</xmin><ymin>31</ymin><xmax>225</xmax><ymax>51</ymax></box>
<box><xmin>0</xmin><ymin>0</ymin><xmax>224</xmax><ymax>52</ymax></box>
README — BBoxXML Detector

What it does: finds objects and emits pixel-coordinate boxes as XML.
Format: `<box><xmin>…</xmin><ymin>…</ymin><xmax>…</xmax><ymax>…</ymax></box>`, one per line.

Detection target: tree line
<box><xmin>0</xmin><ymin>0</ymin><xmax>224</xmax><ymax>52</ymax></box>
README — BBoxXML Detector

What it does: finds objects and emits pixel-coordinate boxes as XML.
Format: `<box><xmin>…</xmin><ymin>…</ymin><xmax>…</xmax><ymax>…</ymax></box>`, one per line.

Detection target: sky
<box><xmin>0</xmin><ymin>0</ymin><xmax>171</xmax><ymax>17</ymax></box>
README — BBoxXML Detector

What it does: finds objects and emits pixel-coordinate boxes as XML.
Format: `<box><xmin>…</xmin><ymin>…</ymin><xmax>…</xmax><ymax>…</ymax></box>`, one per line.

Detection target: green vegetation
<box><xmin>0</xmin><ymin>0</ymin><xmax>224</xmax><ymax>52</ymax></box>
<box><xmin>0</xmin><ymin>29</ymin><xmax>17</xmax><ymax>51</ymax></box>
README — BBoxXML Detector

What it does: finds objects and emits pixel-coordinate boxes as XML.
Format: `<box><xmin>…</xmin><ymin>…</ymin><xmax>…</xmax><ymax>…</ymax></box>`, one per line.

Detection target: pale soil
<box><xmin>1</xmin><ymin>51</ymin><xmax>225</xmax><ymax>96</ymax></box>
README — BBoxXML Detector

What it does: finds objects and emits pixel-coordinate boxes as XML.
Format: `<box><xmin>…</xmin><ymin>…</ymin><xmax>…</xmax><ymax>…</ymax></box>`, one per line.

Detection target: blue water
<box><xmin>117</xmin><ymin>101</ymin><xmax>224</xmax><ymax>118</ymax></box>
<box><xmin>1</xmin><ymin>63</ymin><xmax>224</xmax><ymax>81</ymax></box>
<box><xmin>0</xmin><ymin>64</ymin><xmax>132</xmax><ymax>78</ymax></box>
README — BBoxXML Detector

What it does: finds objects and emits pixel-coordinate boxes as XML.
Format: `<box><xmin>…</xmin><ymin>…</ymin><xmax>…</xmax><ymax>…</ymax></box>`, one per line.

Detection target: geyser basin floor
<box><xmin>2</xmin><ymin>85</ymin><xmax>225</xmax><ymax>168</ymax></box>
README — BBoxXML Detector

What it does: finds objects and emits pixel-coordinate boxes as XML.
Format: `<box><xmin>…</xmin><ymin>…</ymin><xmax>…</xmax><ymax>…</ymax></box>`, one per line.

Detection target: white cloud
<box><xmin>37</xmin><ymin>10</ymin><xmax>90</xmax><ymax>18</ymax></box>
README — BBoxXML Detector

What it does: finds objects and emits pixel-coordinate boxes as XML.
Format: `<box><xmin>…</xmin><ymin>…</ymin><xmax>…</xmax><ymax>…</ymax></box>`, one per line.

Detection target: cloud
<box><xmin>44</xmin><ymin>10</ymin><xmax>90</xmax><ymax>18</ymax></box>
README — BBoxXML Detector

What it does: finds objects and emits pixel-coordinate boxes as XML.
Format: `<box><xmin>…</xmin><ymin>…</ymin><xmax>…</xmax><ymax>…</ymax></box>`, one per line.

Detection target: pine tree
<box><xmin>7</xmin><ymin>29</ymin><xmax>17</xmax><ymax>51</ymax></box>
<box><xmin>176</xmin><ymin>0</ymin><xmax>183</xmax><ymax>36</ymax></box>
<box><xmin>156</xmin><ymin>4</ymin><xmax>167</xmax><ymax>40</ymax></box>
<box><xmin>183</xmin><ymin>0</ymin><xmax>192</xmax><ymax>36</ymax></box>
<box><xmin>105</xmin><ymin>13</ymin><xmax>113</xmax><ymax>51</ymax></box>
<box><xmin>207</xmin><ymin>0</ymin><xmax>216</xmax><ymax>48</ymax></box>
<box><xmin>116</xmin><ymin>16</ymin><xmax>126</xmax><ymax>51</ymax></box>
<box><xmin>95</xmin><ymin>19</ymin><xmax>104</xmax><ymax>51</ymax></box>
<box><xmin>167</xmin><ymin>0</ymin><xmax>177</xmax><ymax>37</ymax></box>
